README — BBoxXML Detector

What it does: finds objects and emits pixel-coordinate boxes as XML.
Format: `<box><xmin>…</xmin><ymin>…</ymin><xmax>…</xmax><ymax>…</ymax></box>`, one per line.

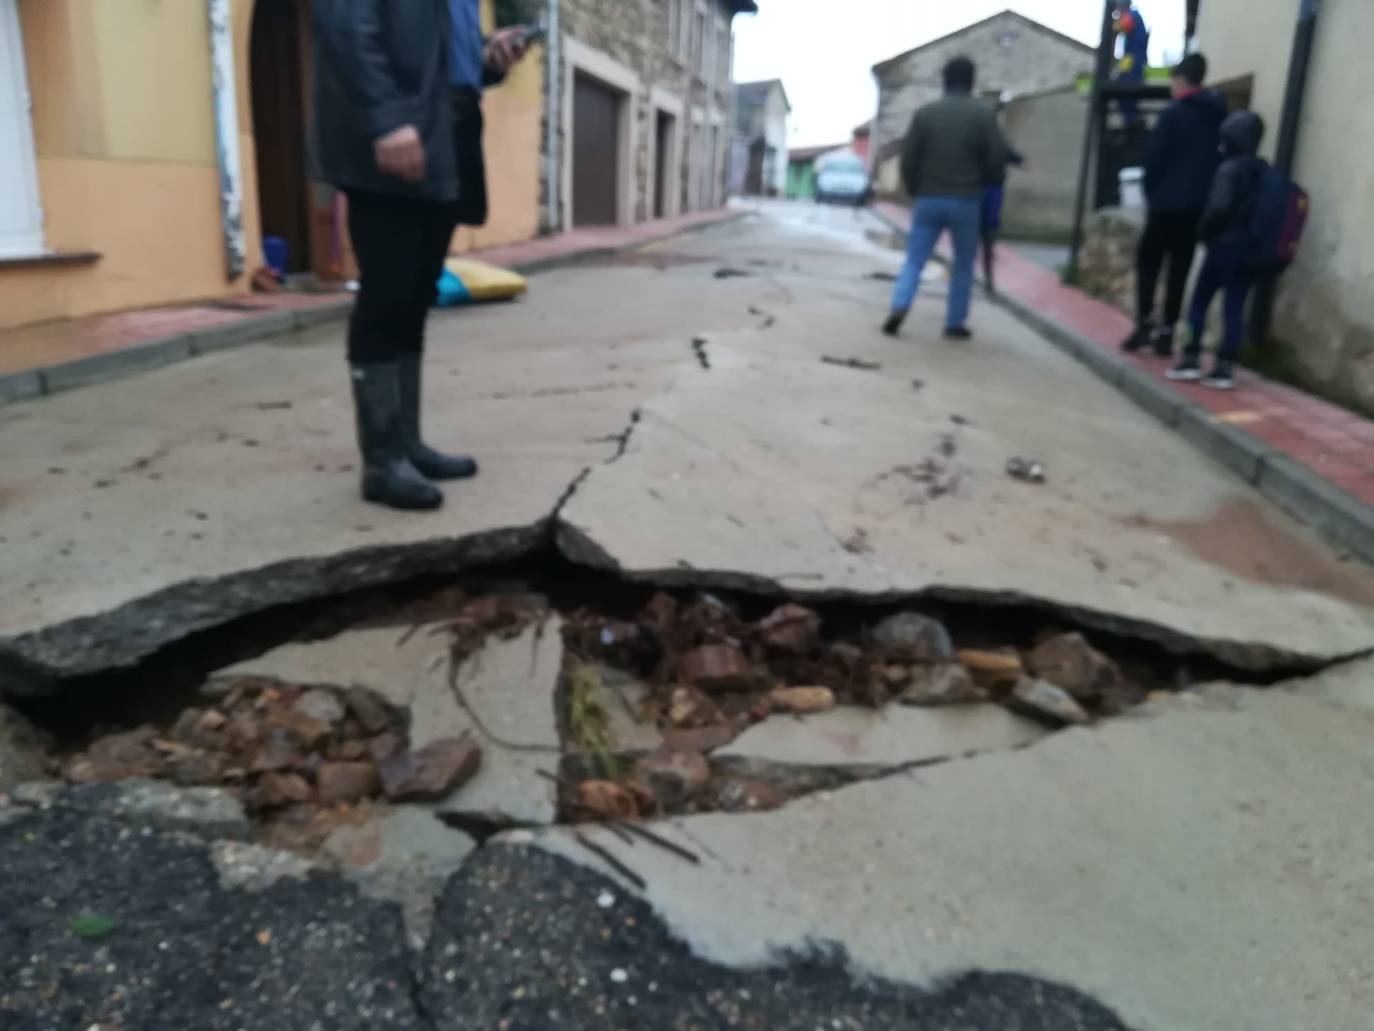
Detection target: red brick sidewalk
<box><xmin>0</xmin><ymin>208</ymin><xmax>741</xmax><ymax>387</ymax></box>
<box><xmin>876</xmin><ymin>200</ymin><xmax>1374</xmax><ymax>511</ymax></box>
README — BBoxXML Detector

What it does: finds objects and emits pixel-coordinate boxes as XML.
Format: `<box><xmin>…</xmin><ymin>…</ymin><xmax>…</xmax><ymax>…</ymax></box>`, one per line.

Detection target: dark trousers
<box><xmin>345</xmin><ymin>190</ymin><xmax>458</xmax><ymax>363</ymax></box>
<box><xmin>1136</xmin><ymin>210</ymin><xmax>1201</xmax><ymax>329</ymax></box>
<box><xmin>344</xmin><ymin>89</ymin><xmax>487</xmax><ymax>365</ymax></box>
<box><xmin>1186</xmin><ymin>244</ymin><xmax>1256</xmax><ymax>365</ymax></box>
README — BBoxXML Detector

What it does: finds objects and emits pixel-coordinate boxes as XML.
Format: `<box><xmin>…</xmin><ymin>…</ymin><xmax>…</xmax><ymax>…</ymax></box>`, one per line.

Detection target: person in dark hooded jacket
<box><xmin>1166</xmin><ymin>110</ymin><xmax>1268</xmax><ymax>390</ymax></box>
<box><xmin>311</xmin><ymin>1</ymin><xmax>527</xmax><ymax>511</ymax></box>
<box><xmin>1121</xmin><ymin>53</ymin><xmax>1227</xmax><ymax>357</ymax></box>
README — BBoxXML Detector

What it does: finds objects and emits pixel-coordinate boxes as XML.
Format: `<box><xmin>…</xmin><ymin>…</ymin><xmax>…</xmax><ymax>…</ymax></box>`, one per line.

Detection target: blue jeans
<box><xmin>891</xmin><ymin>196</ymin><xmax>981</xmax><ymax>330</ymax></box>
<box><xmin>1186</xmin><ymin>243</ymin><xmax>1256</xmax><ymax>365</ymax></box>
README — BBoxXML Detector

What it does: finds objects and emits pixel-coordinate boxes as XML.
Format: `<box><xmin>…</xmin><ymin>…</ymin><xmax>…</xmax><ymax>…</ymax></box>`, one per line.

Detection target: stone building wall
<box><xmin>872</xmin><ymin>10</ymin><xmax>1093</xmax><ymax>184</ymax></box>
<box><xmin>1000</xmin><ymin>85</ymin><xmax>1088</xmax><ymax>241</ymax></box>
<box><xmin>548</xmin><ymin>0</ymin><xmax>735</xmax><ymax>228</ymax></box>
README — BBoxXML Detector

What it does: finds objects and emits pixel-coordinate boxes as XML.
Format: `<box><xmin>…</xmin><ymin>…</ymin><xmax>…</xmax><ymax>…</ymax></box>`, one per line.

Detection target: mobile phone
<box><xmin>520</xmin><ymin>23</ymin><xmax>548</xmax><ymax>45</ymax></box>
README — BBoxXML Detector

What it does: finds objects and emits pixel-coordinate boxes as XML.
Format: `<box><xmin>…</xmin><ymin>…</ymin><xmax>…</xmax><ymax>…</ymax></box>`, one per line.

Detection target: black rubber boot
<box><xmin>397</xmin><ymin>354</ymin><xmax>479</xmax><ymax>481</ymax></box>
<box><xmin>350</xmin><ymin>362</ymin><xmax>444</xmax><ymax>511</ymax></box>
<box><xmin>881</xmin><ymin>309</ymin><xmax>908</xmax><ymax>337</ymax></box>
<box><xmin>1120</xmin><ymin>323</ymin><xmax>1152</xmax><ymax>352</ymax></box>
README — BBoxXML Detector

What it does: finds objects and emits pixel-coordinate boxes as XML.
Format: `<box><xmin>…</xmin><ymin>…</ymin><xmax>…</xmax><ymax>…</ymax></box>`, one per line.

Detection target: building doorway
<box><xmin>250</xmin><ymin>0</ymin><xmax>313</xmax><ymax>274</ymax></box>
<box><xmin>654</xmin><ymin>110</ymin><xmax>676</xmax><ymax>219</ymax></box>
<box><xmin>572</xmin><ymin>72</ymin><xmax>621</xmax><ymax>227</ymax></box>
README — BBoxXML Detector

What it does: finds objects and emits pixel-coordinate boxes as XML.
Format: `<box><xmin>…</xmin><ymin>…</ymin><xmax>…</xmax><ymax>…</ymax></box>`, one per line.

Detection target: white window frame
<box><xmin>0</xmin><ymin>0</ymin><xmax>45</xmax><ymax>258</ymax></box>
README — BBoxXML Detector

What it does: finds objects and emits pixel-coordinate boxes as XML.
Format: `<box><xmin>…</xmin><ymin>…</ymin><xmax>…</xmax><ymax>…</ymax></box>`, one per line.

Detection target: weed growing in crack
<box><xmin>565</xmin><ymin>659</ymin><xmax>622</xmax><ymax>780</ymax></box>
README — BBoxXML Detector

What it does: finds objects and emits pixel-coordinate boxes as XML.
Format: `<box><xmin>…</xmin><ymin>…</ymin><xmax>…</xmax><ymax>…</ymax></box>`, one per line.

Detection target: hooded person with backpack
<box><xmin>1167</xmin><ymin>110</ymin><xmax>1280</xmax><ymax>389</ymax></box>
<box><xmin>1121</xmin><ymin>53</ymin><xmax>1227</xmax><ymax>358</ymax></box>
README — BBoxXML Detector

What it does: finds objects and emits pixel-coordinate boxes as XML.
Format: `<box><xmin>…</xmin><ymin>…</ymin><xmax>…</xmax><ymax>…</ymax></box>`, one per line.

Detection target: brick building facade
<box><xmin>546</xmin><ymin>0</ymin><xmax>755</xmax><ymax>230</ymax></box>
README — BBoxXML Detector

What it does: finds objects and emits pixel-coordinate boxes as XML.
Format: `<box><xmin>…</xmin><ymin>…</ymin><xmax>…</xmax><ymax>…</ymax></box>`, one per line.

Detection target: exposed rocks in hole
<box><xmin>377</xmin><ymin>735</ymin><xmax>482</xmax><ymax>803</ymax></box>
<box><xmin>0</xmin><ymin>702</ymin><xmax>53</xmax><ymax>790</ymax></box>
<box><xmin>690</xmin><ymin>337</ymin><xmax>711</xmax><ymax>370</ymax></box>
<box><xmin>47</xmin><ymin>677</ymin><xmax>486</xmax><ymax>855</ymax></box>
<box><xmin>1008</xmin><ymin>678</ymin><xmax>1092</xmax><ymax>727</ymax></box>
<box><xmin>1026</xmin><ymin>632</ymin><xmax>1123</xmax><ymax>703</ymax></box>
<box><xmin>871</xmin><ymin>611</ymin><xmax>954</xmax><ymax>661</ymax></box>
<box><xmin>555</xmin><ymin>591</ymin><xmax>1161</xmax><ymax>821</ymax></box>
<box><xmin>900</xmin><ymin>662</ymin><xmax>988</xmax><ymax>706</ymax></box>
<box><xmin>958</xmin><ymin>648</ymin><xmax>1025</xmax><ymax>689</ymax></box>
<box><xmin>711</xmin><ymin>775</ymin><xmax>791</xmax><ymax>813</ymax></box>
<box><xmin>26</xmin><ymin>578</ymin><xmax>1210</xmax><ymax>837</ymax></box>
<box><xmin>216</xmin><ymin>602</ymin><xmax>562</xmax><ymax>827</ymax></box>
<box><xmin>769</xmin><ymin>686</ymin><xmax>836</xmax><ymax>714</ymax></box>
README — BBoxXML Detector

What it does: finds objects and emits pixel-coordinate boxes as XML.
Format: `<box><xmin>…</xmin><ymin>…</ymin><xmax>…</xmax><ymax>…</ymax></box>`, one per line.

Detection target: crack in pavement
<box><xmin>691</xmin><ymin>336</ymin><xmax>711</xmax><ymax>370</ymax></box>
<box><xmin>603</xmin><ymin>408</ymin><xmax>643</xmax><ymax>464</ymax></box>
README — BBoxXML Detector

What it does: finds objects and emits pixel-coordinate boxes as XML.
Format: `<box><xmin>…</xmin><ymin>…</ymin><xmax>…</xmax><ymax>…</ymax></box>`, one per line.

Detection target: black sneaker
<box><xmin>1202</xmin><ymin>364</ymin><xmax>1236</xmax><ymax>390</ymax></box>
<box><xmin>943</xmin><ymin>326</ymin><xmax>973</xmax><ymax>340</ymax></box>
<box><xmin>1151</xmin><ymin>327</ymin><xmax>1175</xmax><ymax>359</ymax></box>
<box><xmin>1121</xmin><ymin>324</ymin><xmax>1152</xmax><ymax>352</ymax></box>
<box><xmin>1165</xmin><ymin>356</ymin><xmax>1203</xmax><ymax>381</ymax></box>
<box><xmin>881</xmin><ymin>310</ymin><xmax>907</xmax><ymax>337</ymax></box>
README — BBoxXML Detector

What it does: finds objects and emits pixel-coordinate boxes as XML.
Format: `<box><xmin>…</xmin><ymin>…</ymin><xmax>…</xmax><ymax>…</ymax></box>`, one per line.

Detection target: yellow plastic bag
<box><xmin>442</xmin><ymin>258</ymin><xmax>528</xmax><ymax>303</ymax></box>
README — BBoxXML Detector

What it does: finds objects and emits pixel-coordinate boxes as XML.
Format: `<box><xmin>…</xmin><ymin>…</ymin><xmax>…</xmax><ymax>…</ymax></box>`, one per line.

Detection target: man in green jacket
<box><xmin>883</xmin><ymin>57</ymin><xmax>1009</xmax><ymax>340</ymax></box>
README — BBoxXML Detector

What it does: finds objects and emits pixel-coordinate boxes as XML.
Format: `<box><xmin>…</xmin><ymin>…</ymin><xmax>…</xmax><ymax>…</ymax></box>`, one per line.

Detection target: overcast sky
<box><xmin>733</xmin><ymin>1</ymin><xmax>1188</xmax><ymax>147</ymax></box>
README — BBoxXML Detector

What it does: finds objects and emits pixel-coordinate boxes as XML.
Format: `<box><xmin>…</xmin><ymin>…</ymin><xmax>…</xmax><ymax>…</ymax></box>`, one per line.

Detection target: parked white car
<box><xmin>814</xmin><ymin>151</ymin><xmax>872</xmax><ymax>206</ymax></box>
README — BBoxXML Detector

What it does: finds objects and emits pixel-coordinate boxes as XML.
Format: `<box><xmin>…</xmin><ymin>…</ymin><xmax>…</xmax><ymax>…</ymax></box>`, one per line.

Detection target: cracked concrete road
<box><xmin>3</xmin><ymin>200</ymin><xmax>1374</xmax><ymax>1029</ymax></box>
<box><xmin>3</xmin><ymin>202</ymin><xmax>1373</xmax><ymax>692</ymax></box>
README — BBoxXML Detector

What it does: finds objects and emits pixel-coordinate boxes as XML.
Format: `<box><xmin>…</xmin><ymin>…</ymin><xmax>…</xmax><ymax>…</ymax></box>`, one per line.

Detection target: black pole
<box><xmin>1186</xmin><ymin>0</ymin><xmax>1201</xmax><ymax>50</ymax></box>
<box><xmin>1252</xmin><ymin>0</ymin><xmax>1321</xmax><ymax>344</ymax></box>
<box><xmin>1068</xmin><ymin>1</ymin><xmax>1117</xmax><ymax>277</ymax></box>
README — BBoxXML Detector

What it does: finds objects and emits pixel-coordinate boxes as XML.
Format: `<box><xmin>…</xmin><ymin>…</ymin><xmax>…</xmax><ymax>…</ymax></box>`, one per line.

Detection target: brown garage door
<box><xmin>573</xmin><ymin>73</ymin><xmax>620</xmax><ymax>227</ymax></box>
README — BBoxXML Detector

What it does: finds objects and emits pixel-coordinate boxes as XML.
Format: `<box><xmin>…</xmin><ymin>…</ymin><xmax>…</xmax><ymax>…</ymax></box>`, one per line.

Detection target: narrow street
<box><xmin>3</xmin><ymin>202</ymin><xmax>1373</xmax><ymax>1030</ymax></box>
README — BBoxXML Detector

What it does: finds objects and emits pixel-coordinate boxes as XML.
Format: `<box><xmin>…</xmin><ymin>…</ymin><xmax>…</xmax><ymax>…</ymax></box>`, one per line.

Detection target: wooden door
<box><xmin>654</xmin><ymin>111</ymin><xmax>673</xmax><ymax>219</ymax></box>
<box><xmin>573</xmin><ymin>73</ymin><xmax>620</xmax><ymax>227</ymax></box>
<box><xmin>251</xmin><ymin>0</ymin><xmax>312</xmax><ymax>272</ymax></box>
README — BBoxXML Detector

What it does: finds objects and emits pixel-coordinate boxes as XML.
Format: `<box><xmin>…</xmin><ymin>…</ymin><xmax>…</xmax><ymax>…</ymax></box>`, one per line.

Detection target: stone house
<box><xmin>1194</xmin><ymin>1</ymin><xmax>1374</xmax><ymax>413</ymax></box>
<box><xmin>870</xmin><ymin>9</ymin><xmax>1094</xmax><ymax>196</ymax></box>
<box><xmin>549</xmin><ymin>0</ymin><xmax>756</xmax><ymax>228</ymax></box>
<box><xmin>730</xmin><ymin>79</ymin><xmax>790</xmax><ymax>197</ymax></box>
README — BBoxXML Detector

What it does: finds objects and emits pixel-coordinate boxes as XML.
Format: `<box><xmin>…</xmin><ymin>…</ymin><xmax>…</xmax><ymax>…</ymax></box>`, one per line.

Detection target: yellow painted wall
<box><xmin>452</xmin><ymin>41</ymin><xmax>545</xmax><ymax>254</ymax></box>
<box><xmin>3</xmin><ymin>0</ymin><xmax>544</xmax><ymax>335</ymax></box>
<box><xmin>89</xmin><ymin>0</ymin><xmax>216</xmax><ymax>164</ymax></box>
<box><xmin>6</xmin><ymin>0</ymin><xmax>247</xmax><ymax>331</ymax></box>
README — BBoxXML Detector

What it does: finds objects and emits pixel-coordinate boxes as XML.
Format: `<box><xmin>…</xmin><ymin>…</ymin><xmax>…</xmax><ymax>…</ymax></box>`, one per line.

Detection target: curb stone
<box><xmin>871</xmin><ymin>205</ymin><xmax>1374</xmax><ymax>565</ymax></box>
<box><xmin>0</xmin><ymin>211</ymin><xmax>745</xmax><ymax>405</ymax></box>
<box><xmin>40</xmin><ymin>333</ymin><xmax>193</xmax><ymax>394</ymax></box>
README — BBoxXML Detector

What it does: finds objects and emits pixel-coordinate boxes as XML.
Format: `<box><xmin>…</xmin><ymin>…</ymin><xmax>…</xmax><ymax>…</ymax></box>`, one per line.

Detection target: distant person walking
<box><xmin>312</xmin><ymin>1</ymin><xmax>527</xmax><ymax>511</ymax></box>
<box><xmin>1121</xmin><ymin>54</ymin><xmax>1226</xmax><ymax>358</ymax></box>
<box><xmin>1167</xmin><ymin>111</ymin><xmax>1269</xmax><ymax>390</ymax></box>
<box><xmin>882</xmin><ymin>57</ymin><xmax>1009</xmax><ymax>341</ymax></box>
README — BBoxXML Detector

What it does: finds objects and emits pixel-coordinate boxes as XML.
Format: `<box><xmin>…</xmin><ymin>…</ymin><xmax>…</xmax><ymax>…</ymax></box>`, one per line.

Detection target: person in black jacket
<box><xmin>1166</xmin><ymin>111</ymin><xmax>1267</xmax><ymax>390</ymax></box>
<box><xmin>312</xmin><ymin>0</ymin><xmax>527</xmax><ymax>511</ymax></box>
<box><xmin>1121</xmin><ymin>54</ymin><xmax>1227</xmax><ymax>358</ymax></box>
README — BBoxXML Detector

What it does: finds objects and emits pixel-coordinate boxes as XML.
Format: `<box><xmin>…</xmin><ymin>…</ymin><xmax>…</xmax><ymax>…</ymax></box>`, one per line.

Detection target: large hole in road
<box><xmin>9</xmin><ymin>549</ymin><xmax>1315</xmax><ymax>857</ymax></box>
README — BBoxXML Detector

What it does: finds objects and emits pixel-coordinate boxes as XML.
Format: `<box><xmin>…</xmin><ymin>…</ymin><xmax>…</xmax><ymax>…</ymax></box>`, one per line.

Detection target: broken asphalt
<box><xmin>3</xmin><ymin>200</ymin><xmax>1374</xmax><ymax>1030</ymax></box>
